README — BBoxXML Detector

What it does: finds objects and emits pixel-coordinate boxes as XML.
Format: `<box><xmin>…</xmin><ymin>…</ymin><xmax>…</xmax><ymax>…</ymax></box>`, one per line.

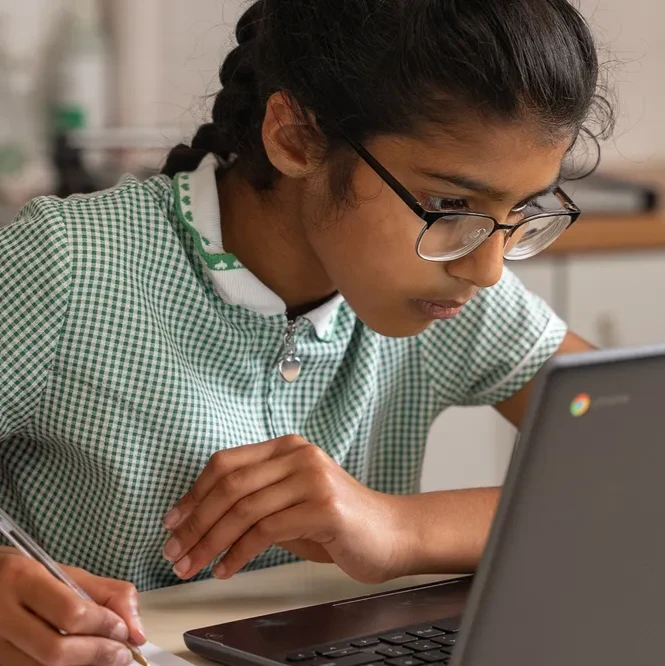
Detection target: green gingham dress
<box><xmin>0</xmin><ymin>154</ymin><xmax>567</xmax><ymax>591</ymax></box>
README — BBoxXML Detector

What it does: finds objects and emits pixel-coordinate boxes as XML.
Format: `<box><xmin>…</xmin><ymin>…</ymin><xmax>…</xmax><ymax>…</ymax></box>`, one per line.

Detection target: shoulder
<box><xmin>417</xmin><ymin>267</ymin><xmax>567</xmax><ymax>405</ymax></box>
<box><xmin>58</xmin><ymin>173</ymin><xmax>174</xmax><ymax>229</ymax></box>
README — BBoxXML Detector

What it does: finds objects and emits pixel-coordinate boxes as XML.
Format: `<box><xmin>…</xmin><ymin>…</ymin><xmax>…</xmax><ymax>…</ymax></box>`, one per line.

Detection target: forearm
<box><xmin>392</xmin><ymin>487</ymin><xmax>500</xmax><ymax>576</ymax></box>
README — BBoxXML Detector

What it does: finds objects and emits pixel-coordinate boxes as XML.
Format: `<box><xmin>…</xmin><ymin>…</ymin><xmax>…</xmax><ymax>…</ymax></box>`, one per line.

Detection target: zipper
<box><xmin>278</xmin><ymin>318</ymin><xmax>302</xmax><ymax>383</ymax></box>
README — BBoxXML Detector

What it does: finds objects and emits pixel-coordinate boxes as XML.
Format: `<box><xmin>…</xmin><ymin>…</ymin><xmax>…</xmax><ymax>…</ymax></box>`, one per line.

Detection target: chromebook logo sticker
<box><xmin>570</xmin><ymin>393</ymin><xmax>591</xmax><ymax>417</ymax></box>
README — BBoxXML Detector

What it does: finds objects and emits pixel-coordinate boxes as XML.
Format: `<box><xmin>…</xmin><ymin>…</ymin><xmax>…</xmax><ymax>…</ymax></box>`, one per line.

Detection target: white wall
<box><xmin>580</xmin><ymin>0</ymin><xmax>665</xmax><ymax>167</ymax></box>
<box><xmin>158</xmin><ymin>0</ymin><xmax>241</xmax><ymax>131</ymax></box>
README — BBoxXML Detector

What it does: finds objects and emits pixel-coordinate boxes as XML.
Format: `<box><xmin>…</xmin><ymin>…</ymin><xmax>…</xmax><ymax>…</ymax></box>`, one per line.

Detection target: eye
<box><xmin>421</xmin><ymin>195</ymin><xmax>469</xmax><ymax>212</ymax></box>
<box><xmin>511</xmin><ymin>199</ymin><xmax>546</xmax><ymax>218</ymax></box>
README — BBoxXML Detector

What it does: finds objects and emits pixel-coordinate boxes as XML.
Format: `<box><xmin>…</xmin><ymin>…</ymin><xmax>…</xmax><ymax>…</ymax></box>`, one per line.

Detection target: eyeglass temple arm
<box><xmin>556</xmin><ymin>186</ymin><xmax>580</xmax><ymax>213</ymax></box>
<box><xmin>343</xmin><ymin>131</ymin><xmax>580</xmax><ymax>222</ymax></box>
<box><xmin>340</xmin><ymin>132</ymin><xmax>429</xmax><ymax>220</ymax></box>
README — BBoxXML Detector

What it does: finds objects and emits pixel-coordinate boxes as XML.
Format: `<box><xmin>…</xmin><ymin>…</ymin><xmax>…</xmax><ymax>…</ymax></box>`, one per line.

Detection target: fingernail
<box><xmin>213</xmin><ymin>563</ymin><xmax>226</xmax><ymax>579</ymax></box>
<box><xmin>173</xmin><ymin>556</ymin><xmax>191</xmax><ymax>578</ymax></box>
<box><xmin>163</xmin><ymin>508</ymin><xmax>181</xmax><ymax>530</ymax></box>
<box><xmin>163</xmin><ymin>538</ymin><xmax>181</xmax><ymax>562</ymax></box>
<box><xmin>113</xmin><ymin>648</ymin><xmax>133</xmax><ymax>666</ymax></box>
<box><xmin>130</xmin><ymin>602</ymin><xmax>147</xmax><ymax>641</ymax></box>
<box><xmin>110</xmin><ymin>621</ymin><xmax>129</xmax><ymax>642</ymax></box>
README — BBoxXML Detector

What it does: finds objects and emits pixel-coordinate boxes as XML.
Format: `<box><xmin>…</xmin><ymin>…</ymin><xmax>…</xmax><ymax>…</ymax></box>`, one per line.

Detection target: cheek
<box><xmin>312</xmin><ymin>198</ymin><xmax>420</xmax><ymax>293</ymax></box>
<box><xmin>306</xmin><ymin>199</ymin><xmax>443</xmax><ymax>337</ymax></box>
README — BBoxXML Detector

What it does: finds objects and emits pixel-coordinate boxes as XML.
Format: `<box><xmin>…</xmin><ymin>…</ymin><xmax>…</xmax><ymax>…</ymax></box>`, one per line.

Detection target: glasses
<box><xmin>342</xmin><ymin>134</ymin><xmax>581</xmax><ymax>262</ymax></box>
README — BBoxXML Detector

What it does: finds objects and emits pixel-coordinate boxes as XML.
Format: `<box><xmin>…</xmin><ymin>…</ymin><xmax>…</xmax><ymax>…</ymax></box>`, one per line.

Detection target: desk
<box><xmin>139</xmin><ymin>562</ymin><xmax>454</xmax><ymax>665</ymax></box>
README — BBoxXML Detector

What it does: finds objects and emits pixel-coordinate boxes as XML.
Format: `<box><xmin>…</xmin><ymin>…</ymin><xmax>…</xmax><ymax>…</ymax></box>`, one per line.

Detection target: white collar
<box><xmin>174</xmin><ymin>153</ymin><xmax>345</xmax><ymax>341</ymax></box>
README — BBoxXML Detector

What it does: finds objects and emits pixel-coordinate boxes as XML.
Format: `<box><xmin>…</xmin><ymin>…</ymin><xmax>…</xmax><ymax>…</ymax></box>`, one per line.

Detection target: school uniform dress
<box><xmin>0</xmin><ymin>155</ymin><xmax>566</xmax><ymax>591</ymax></box>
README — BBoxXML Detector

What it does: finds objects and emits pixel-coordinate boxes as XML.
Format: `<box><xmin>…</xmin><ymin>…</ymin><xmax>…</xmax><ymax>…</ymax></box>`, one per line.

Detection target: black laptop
<box><xmin>185</xmin><ymin>346</ymin><xmax>665</xmax><ymax>666</ymax></box>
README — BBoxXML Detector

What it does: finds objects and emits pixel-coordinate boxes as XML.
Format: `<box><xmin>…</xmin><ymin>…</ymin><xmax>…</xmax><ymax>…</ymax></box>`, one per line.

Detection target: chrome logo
<box><xmin>570</xmin><ymin>393</ymin><xmax>591</xmax><ymax>417</ymax></box>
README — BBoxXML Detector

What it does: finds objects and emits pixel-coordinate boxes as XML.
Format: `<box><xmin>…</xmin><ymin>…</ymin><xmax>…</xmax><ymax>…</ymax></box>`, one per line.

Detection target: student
<box><xmin>0</xmin><ymin>0</ymin><xmax>611</xmax><ymax>664</ymax></box>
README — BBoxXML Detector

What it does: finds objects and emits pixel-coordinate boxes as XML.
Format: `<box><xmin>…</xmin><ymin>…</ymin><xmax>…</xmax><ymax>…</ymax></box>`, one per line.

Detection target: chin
<box><xmin>358</xmin><ymin>311</ymin><xmax>433</xmax><ymax>338</ymax></box>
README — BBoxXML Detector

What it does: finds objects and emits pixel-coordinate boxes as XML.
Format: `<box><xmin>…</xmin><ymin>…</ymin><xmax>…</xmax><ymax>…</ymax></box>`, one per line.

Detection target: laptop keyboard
<box><xmin>283</xmin><ymin>617</ymin><xmax>462</xmax><ymax>666</ymax></box>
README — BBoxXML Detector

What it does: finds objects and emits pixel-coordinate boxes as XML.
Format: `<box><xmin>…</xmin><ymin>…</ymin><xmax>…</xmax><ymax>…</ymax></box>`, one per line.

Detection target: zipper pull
<box><xmin>278</xmin><ymin>319</ymin><xmax>302</xmax><ymax>383</ymax></box>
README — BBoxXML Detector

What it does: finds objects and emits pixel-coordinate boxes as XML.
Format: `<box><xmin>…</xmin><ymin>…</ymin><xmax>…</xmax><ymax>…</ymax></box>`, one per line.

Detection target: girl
<box><xmin>0</xmin><ymin>1</ymin><xmax>611</xmax><ymax>665</ymax></box>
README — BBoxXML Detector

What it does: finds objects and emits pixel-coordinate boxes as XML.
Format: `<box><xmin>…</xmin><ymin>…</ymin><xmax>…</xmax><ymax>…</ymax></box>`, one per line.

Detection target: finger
<box><xmin>165</xmin><ymin>450</ymin><xmax>303</xmax><ymax>567</ymax></box>
<box><xmin>3</xmin><ymin>603</ymin><xmax>133</xmax><ymax>666</ymax></box>
<box><xmin>172</xmin><ymin>475</ymin><xmax>308</xmax><ymax>579</ymax></box>
<box><xmin>0</xmin><ymin>638</ymin><xmax>42</xmax><ymax>666</ymax></box>
<box><xmin>163</xmin><ymin>436</ymin><xmax>307</xmax><ymax>529</ymax></box>
<box><xmin>75</xmin><ymin>571</ymin><xmax>147</xmax><ymax>647</ymax></box>
<box><xmin>214</xmin><ymin>504</ymin><xmax>321</xmax><ymax>578</ymax></box>
<box><xmin>19</xmin><ymin>571</ymin><xmax>130</xmax><ymax>644</ymax></box>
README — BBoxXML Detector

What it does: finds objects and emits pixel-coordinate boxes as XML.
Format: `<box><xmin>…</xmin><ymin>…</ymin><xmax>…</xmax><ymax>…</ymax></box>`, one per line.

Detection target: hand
<box><xmin>162</xmin><ymin>436</ymin><xmax>410</xmax><ymax>584</ymax></box>
<box><xmin>0</xmin><ymin>548</ymin><xmax>146</xmax><ymax>666</ymax></box>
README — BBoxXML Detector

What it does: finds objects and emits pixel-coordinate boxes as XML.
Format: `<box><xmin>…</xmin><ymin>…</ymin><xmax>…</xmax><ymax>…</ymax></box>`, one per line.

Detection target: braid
<box><xmin>162</xmin><ymin>1</ymin><xmax>266</xmax><ymax>179</ymax></box>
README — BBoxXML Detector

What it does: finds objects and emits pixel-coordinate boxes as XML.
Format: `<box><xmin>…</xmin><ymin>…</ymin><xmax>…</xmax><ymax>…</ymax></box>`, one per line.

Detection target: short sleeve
<box><xmin>419</xmin><ymin>267</ymin><xmax>567</xmax><ymax>406</ymax></box>
<box><xmin>0</xmin><ymin>197</ymin><xmax>71</xmax><ymax>440</ymax></box>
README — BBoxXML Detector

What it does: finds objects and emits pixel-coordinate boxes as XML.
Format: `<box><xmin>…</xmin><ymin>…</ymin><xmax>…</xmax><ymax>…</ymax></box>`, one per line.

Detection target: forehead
<box><xmin>377</xmin><ymin>118</ymin><xmax>573</xmax><ymax>201</ymax></box>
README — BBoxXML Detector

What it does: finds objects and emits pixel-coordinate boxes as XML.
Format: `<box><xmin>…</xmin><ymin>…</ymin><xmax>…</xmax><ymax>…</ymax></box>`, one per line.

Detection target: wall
<box><xmin>581</xmin><ymin>0</ymin><xmax>665</xmax><ymax>167</ymax></box>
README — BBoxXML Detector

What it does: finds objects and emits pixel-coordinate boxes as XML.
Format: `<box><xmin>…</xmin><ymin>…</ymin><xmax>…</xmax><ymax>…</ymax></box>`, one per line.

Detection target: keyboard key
<box><xmin>385</xmin><ymin>658</ymin><xmax>425</xmax><ymax>666</ymax></box>
<box><xmin>351</xmin><ymin>638</ymin><xmax>380</xmax><ymax>648</ymax></box>
<box><xmin>379</xmin><ymin>634</ymin><xmax>413</xmax><ymax>645</ymax></box>
<box><xmin>319</xmin><ymin>649</ymin><xmax>360</xmax><ymax>658</ymax></box>
<box><xmin>415</xmin><ymin>651</ymin><xmax>451</xmax><ymax>663</ymax></box>
<box><xmin>406</xmin><ymin>628</ymin><xmax>444</xmax><ymax>640</ymax></box>
<box><xmin>432</xmin><ymin>618</ymin><xmax>461</xmax><ymax>634</ymax></box>
<box><xmin>432</xmin><ymin>636</ymin><xmax>457</xmax><ymax>648</ymax></box>
<box><xmin>317</xmin><ymin>646</ymin><xmax>351</xmax><ymax>655</ymax></box>
<box><xmin>376</xmin><ymin>646</ymin><xmax>414</xmax><ymax>658</ymax></box>
<box><xmin>310</xmin><ymin>652</ymin><xmax>381</xmax><ymax>666</ymax></box>
<box><xmin>286</xmin><ymin>652</ymin><xmax>317</xmax><ymax>662</ymax></box>
<box><xmin>404</xmin><ymin>641</ymin><xmax>440</xmax><ymax>652</ymax></box>
<box><xmin>427</xmin><ymin>661</ymin><xmax>450</xmax><ymax>666</ymax></box>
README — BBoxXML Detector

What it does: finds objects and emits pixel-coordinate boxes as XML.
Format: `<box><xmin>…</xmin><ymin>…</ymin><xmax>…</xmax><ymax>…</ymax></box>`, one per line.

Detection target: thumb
<box><xmin>69</xmin><ymin>566</ymin><xmax>148</xmax><ymax>647</ymax></box>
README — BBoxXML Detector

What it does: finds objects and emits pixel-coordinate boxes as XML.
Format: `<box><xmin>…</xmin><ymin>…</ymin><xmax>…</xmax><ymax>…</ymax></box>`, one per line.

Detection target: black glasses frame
<box><xmin>341</xmin><ymin>132</ymin><xmax>582</xmax><ymax>261</ymax></box>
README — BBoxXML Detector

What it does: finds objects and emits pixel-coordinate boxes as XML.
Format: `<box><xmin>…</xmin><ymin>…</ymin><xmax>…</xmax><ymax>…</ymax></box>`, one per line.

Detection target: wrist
<box><xmin>386</xmin><ymin>489</ymin><xmax>500</xmax><ymax>577</ymax></box>
<box><xmin>384</xmin><ymin>494</ymin><xmax>426</xmax><ymax>579</ymax></box>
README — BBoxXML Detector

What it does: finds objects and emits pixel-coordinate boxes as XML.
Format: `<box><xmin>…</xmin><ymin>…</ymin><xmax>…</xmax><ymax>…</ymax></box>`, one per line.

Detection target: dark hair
<box><xmin>162</xmin><ymin>0</ymin><xmax>613</xmax><ymax>195</ymax></box>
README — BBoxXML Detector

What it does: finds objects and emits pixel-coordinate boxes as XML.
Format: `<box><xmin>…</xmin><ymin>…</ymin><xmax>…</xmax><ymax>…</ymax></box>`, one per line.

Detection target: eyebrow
<box><xmin>416</xmin><ymin>169</ymin><xmax>561</xmax><ymax>203</ymax></box>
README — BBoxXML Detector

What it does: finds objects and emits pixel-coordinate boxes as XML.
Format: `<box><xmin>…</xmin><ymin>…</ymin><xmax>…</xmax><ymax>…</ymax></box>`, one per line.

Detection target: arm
<box><xmin>0</xmin><ymin>199</ymin><xmax>71</xmax><ymax>441</ymax></box>
<box><xmin>495</xmin><ymin>331</ymin><xmax>594</xmax><ymax>427</ymax></box>
<box><xmin>396</xmin><ymin>331</ymin><xmax>595</xmax><ymax>574</ymax></box>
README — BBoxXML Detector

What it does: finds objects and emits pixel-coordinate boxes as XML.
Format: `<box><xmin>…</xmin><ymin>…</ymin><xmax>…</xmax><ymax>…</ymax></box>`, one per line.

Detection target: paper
<box><xmin>141</xmin><ymin>642</ymin><xmax>193</xmax><ymax>666</ymax></box>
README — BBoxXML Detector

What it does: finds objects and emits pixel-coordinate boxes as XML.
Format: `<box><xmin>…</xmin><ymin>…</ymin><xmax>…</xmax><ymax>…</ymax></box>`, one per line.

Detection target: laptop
<box><xmin>184</xmin><ymin>345</ymin><xmax>665</xmax><ymax>666</ymax></box>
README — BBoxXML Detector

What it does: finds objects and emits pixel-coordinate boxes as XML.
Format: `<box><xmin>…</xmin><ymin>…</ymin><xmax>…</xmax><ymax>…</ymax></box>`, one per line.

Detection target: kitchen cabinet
<box><xmin>566</xmin><ymin>252</ymin><xmax>665</xmax><ymax>347</ymax></box>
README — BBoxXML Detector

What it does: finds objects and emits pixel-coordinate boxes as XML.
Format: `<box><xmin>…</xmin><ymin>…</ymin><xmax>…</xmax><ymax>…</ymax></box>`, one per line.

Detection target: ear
<box><xmin>261</xmin><ymin>91</ymin><xmax>324</xmax><ymax>179</ymax></box>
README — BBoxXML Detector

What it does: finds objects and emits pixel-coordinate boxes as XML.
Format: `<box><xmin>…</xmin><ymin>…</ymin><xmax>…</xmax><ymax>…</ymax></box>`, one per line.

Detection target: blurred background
<box><xmin>0</xmin><ymin>0</ymin><xmax>663</xmax><ymax>490</ymax></box>
<box><xmin>0</xmin><ymin>0</ymin><xmax>662</xmax><ymax>214</ymax></box>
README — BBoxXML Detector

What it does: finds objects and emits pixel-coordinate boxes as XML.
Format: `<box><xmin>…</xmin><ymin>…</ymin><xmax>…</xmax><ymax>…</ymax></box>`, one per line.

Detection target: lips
<box><xmin>412</xmin><ymin>296</ymin><xmax>472</xmax><ymax>321</ymax></box>
<box><xmin>427</xmin><ymin>299</ymin><xmax>467</xmax><ymax>309</ymax></box>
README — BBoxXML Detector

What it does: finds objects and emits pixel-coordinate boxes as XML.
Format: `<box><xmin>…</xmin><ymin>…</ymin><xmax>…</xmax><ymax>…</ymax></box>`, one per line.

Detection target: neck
<box><xmin>217</xmin><ymin>168</ymin><xmax>337</xmax><ymax>311</ymax></box>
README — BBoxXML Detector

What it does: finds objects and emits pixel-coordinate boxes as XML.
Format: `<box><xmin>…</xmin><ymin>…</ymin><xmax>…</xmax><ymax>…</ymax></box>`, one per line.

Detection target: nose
<box><xmin>446</xmin><ymin>231</ymin><xmax>505</xmax><ymax>289</ymax></box>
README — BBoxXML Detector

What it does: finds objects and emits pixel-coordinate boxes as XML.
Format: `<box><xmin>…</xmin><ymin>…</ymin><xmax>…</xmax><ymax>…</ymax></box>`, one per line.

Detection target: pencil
<box><xmin>0</xmin><ymin>507</ymin><xmax>150</xmax><ymax>666</ymax></box>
